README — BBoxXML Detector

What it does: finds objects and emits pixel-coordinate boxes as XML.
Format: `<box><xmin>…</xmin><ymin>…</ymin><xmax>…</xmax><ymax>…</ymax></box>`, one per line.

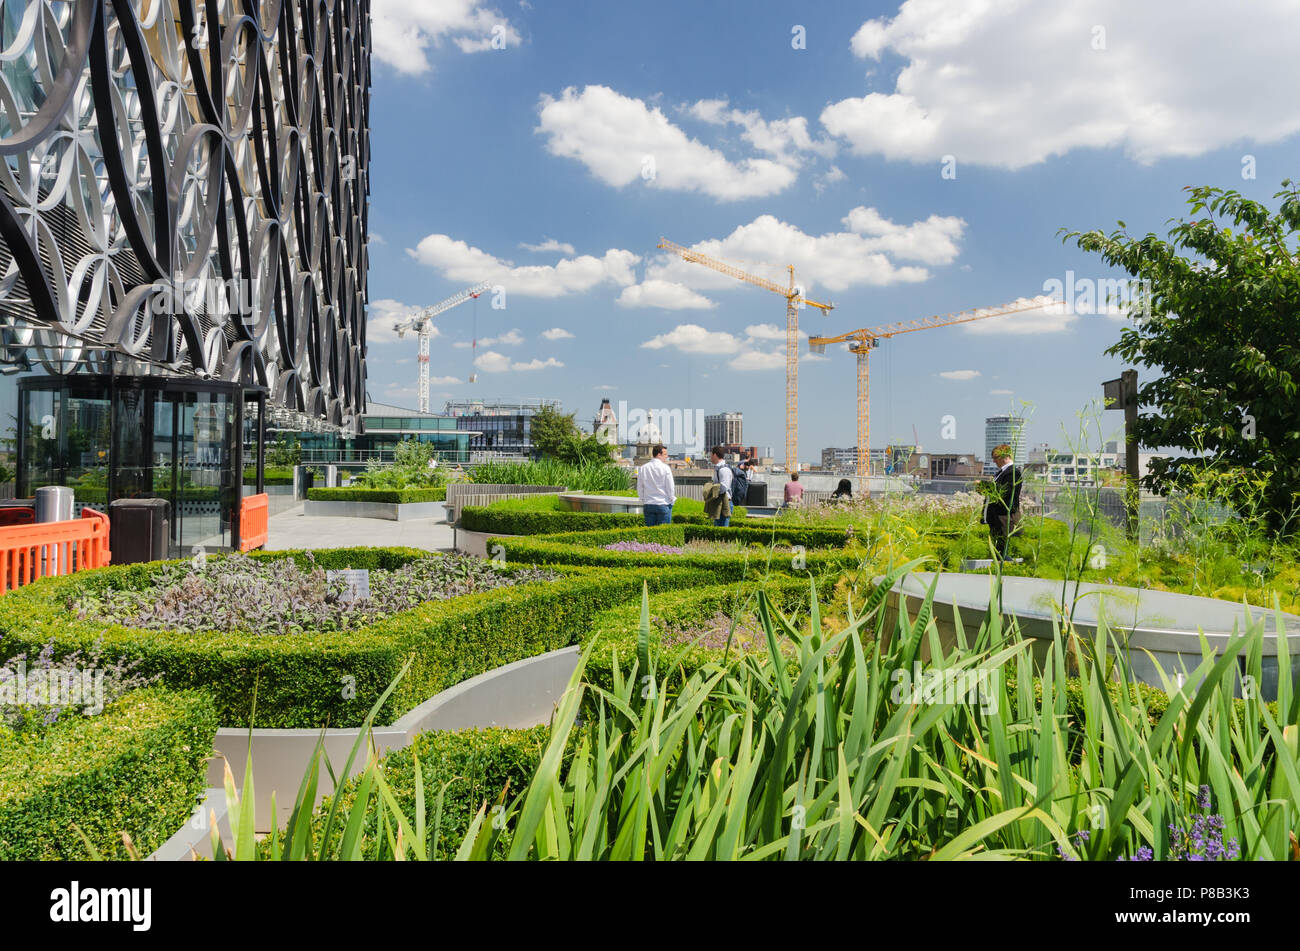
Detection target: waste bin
<box><xmin>744</xmin><ymin>481</ymin><xmax>768</xmax><ymax>507</ymax></box>
<box><xmin>34</xmin><ymin>485</ymin><xmax>74</xmax><ymax>523</ymax></box>
<box><xmin>109</xmin><ymin>498</ymin><xmax>171</xmax><ymax>564</ymax></box>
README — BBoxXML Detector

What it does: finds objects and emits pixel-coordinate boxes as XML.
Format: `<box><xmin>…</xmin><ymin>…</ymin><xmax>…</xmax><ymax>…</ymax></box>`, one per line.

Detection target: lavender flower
<box><xmin>602</xmin><ymin>541</ymin><xmax>685</xmax><ymax>555</ymax></box>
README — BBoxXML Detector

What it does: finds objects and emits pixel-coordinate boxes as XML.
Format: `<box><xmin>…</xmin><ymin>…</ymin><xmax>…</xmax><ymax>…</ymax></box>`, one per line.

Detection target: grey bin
<box><xmin>109</xmin><ymin>498</ymin><xmax>171</xmax><ymax>564</ymax></box>
<box><xmin>34</xmin><ymin>485</ymin><xmax>74</xmax><ymax>523</ymax></box>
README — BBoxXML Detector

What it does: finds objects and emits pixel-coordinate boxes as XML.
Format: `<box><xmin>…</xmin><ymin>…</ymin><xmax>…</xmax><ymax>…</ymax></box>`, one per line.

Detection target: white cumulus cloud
<box><xmin>822</xmin><ymin>0</ymin><xmax>1300</xmax><ymax>169</ymax></box>
<box><xmin>541</xmin><ymin>327</ymin><xmax>574</xmax><ymax>340</ymax></box>
<box><xmin>520</xmin><ymin>237</ymin><xmax>576</xmax><ymax>255</ymax></box>
<box><xmin>645</xmin><ymin>210</ymin><xmax>954</xmax><ymax>295</ymax></box>
<box><xmin>371</xmin><ymin>0</ymin><xmax>521</xmax><ymax>74</ymax></box>
<box><xmin>617</xmin><ymin>280</ymin><xmax>716</xmax><ymax>311</ymax></box>
<box><xmin>640</xmin><ymin>324</ymin><xmax>742</xmax><ymax>355</ymax></box>
<box><xmin>366</xmin><ymin>299</ymin><xmax>443</xmax><ymax>345</ymax></box>
<box><xmin>474</xmin><ymin>350</ymin><xmax>563</xmax><ymax>372</ymax></box>
<box><xmin>939</xmin><ymin>369</ymin><xmax>981</xmax><ymax>381</ymax></box>
<box><xmin>537</xmin><ymin>85</ymin><xmax>798</xmax><ymax>201</ymax></box>
<box><xmin>408</xmin><ymin>233</ymin><xmax>639</xmax><ymax>297</ymax></box>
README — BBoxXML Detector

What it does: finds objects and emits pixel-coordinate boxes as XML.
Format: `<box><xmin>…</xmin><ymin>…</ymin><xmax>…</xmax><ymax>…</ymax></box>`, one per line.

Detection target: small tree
<box><xmin>530</xmin><ymin>405</ymin><xmax>613</xmax><ymax>465</ymax></box>
<box><xmin>1067</xmin><ymin>180</ymin><xmax>1300</xmax><ymax>534</ymax></box>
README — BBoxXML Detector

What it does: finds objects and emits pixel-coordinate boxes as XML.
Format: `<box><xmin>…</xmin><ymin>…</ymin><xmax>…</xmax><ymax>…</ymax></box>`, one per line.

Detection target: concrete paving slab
<box><xmin>264</xmin><ymin>503</ymin><xmax>456</xmax><ymax>552</ymax></box>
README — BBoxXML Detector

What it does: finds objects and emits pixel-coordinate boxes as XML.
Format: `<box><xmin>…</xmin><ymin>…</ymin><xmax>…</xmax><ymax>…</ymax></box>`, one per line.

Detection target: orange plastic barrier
<box><xmin>0</xmin><ymin>507</ymin><xmax>34</xmax><ymax>527</ymax></box>
<box><xmin>239</xmin><ymin>493</ymin><xmax>269</xmax><ymax>552</ymax></box>
<box><xmin>0</xmin><ymin>508</ymin><xmax>111</xmax><ymax>593</ymax></box>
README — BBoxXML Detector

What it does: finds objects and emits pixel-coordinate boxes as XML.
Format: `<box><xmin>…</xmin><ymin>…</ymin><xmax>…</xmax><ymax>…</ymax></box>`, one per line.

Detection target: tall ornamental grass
<box><xmin>207</xmin><ymin>563</ymin><xmax>1299</xmax><ymax>860</ymax></box>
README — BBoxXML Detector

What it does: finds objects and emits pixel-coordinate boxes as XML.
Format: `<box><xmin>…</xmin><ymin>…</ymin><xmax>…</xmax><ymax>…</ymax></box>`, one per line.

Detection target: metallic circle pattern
<box><xmin>0</xmin><ymin>0</ymin><xmax>370</xmax><ymax>429</ymax></box>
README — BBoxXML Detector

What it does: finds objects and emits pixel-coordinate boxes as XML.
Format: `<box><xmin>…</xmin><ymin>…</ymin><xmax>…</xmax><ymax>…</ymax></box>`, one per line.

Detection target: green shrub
<box><xmin>459</xmin><ymin>494</ymin><xmax>749</xmax><ymax>535</ymax></box>
<box><xmin>308</xmin><ymin>487</ymin><xmax>446</xmax><ymax>503</ymax></box>
<box><xmin>468</xmin><ymin>459</ymin><xmax>631</xmax><ymax>492</ymax></box>
<box><xmin>313</xmin><ymin>727</ymin><xmax>550</xmax><ymax>858</ymax></box>
<box><xmin>0</xmin><ymin>551</ymin><xmax>717</xmax><ymax>728</ymax></box>
<box><xmin>0</xmin><ymin>687</ymin><xmax>217</xmax><ymax>860</ymax></box>
<box><xmin>492</xmin><ymin>524</ymin><xmax>860</xmax><ymax>578</ymax></box>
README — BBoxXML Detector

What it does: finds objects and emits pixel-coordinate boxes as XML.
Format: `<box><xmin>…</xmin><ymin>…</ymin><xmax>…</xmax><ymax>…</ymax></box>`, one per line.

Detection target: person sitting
<box><xmin>830</xmin><ymin>478</ymin><xmax>853</xmax><ymax>502</ymax></box>
<box><xmin>783</xmin><ymin>471</ymin><xmax>805</xmax><ymax>507</ymax></box>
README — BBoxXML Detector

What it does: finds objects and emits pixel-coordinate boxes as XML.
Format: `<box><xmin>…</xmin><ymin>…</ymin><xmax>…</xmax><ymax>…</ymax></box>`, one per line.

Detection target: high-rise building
<box><xmin>984</xmin><ymin>417</ymin><xmax>1028</xmax><ymax>473</ymax></box>
<box><xmin>705</xmin><ymin>412</ymin><xmax>743</xmax><ymax>449</ymax></box>
<box><xmin>821</xmin><ymin>447</ymin><xmax>859</xmax><ymax>470</ymax></box>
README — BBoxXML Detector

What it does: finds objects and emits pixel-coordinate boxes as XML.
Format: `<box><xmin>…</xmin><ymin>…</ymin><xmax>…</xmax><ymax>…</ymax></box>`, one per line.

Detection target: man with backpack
<box><xmin>707</xmin><ymin>446</ymin><xmax>745</xmax><ymax>527</ymax></box>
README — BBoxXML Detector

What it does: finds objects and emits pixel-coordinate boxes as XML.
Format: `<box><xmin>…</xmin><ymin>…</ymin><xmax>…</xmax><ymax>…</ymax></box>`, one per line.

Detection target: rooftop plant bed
<box><xmin>490</xmin><ymin>523</ymin><xmax>862</xmax><ymax>579</ymax></box>
<box><xmin>250</xmin><ymin>569</ymin><xmax>1298</xmax><ymax>861</ymax></box>
<box><xmin>0</xmin><ymin>548</ymin><xmax>721</xmax><ymax>729</ymax></box>
<box><xmin>459</xmin><ymin>492</ymin><xmax>748</xmax><ymax>535</ymax></box>
<box><xmin>0</xmin><ymin>686</ymin><xmax>217</xmax><ymax>860</ymax></box>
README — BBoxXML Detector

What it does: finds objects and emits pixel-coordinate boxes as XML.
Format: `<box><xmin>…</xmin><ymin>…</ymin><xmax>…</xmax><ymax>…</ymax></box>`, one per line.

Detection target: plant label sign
<box><xmin>328</xmin><ymin>568</ymin><xmax>370</xmax><ymax>602</ymax></box>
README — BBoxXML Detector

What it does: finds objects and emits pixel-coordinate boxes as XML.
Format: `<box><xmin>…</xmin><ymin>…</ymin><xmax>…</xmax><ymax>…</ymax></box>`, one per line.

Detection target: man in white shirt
<box><xmin>637</xmin><ymin>444</ymin><xmax>677</xmax><ymax>526</ymax></box>
<box><xmin>710</xmin><ymin>445</ymin><xmax>733</xmax><ymax>527</ymax></box>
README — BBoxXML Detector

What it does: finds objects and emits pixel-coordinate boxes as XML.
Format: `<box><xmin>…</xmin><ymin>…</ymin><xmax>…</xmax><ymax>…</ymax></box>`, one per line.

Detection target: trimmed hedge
<box><xmin>582</xmin><ymin>578</ymin><xmax>825</xmax><ymax>695</ymax></box>
<box><xmin>459</xmin><ymin>496</ymin><xmax>749</xmax><ymax>535</ymax></box>
<box><xmin>312</xmin><ymin>726</ymin><xmax>550</xmax><ymax>858</ymax></box>
<box><xmin>493</xmin><ymin>523</ymin><xmax>862</xmax><ymax>578</ymax></box>
<box><xmin>0</xmin><ymin>549</ymin><xmax>719</xmax><ymax>729</ymax></box>
<box><xmin>308</xmin><ymin>486</ymin><xmax>447</xmax><ymax>503</ymax></box>
<box><xmin>0</xmin><ymin>687</ymin><xmax>218</xmax><ymax>860</ymax></box>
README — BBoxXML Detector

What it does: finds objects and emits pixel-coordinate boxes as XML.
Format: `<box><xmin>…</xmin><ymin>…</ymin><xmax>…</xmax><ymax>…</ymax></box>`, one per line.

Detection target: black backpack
<box><xmin>727</xmin><ymin>464</ymin><xmax>749</xmax><ymax>506</ymax></box>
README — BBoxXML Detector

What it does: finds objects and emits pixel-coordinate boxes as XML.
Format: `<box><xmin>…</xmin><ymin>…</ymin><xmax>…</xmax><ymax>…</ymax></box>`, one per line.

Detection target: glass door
<box><xmin>171</xmin><ymin>390</ymin><xmax>234</xmax><ymax>556</ymax></box>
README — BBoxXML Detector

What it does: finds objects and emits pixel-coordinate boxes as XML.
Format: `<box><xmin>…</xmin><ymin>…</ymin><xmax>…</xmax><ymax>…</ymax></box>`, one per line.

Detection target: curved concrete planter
<box><xmin>885</xmin><ymin>572</ymin><xmax>1300</xmax><ymax>699</ymax></box>
<box><xmin>206</xmin><ymin>645</ymin><xmax>580</xmax><ymax>833</ymax></box>
<box><xmin>146</xmin><ymin>788</ymin><xmax>232</xmax><ymax>862</ymax></box>
<box><xmin>304</xmin><ymin>499</ymin><xmax>443</xmax><ymax>520</ymax></box>
<box><xmin>454</xmin><ymin>527</ymin><xmax>521</xmax><ymax>557</ymax></box>
<box><xmin>558</xmin><ymin>492</ymin><xmax>643</xmax><ymax>514</ymax></box>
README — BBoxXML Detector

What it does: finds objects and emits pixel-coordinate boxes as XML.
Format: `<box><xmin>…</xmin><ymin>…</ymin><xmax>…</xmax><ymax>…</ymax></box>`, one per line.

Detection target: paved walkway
<box><xmin>265</xmin><ymin>503</ymin><xmax>456</xmax><ymax>552</ymax></box>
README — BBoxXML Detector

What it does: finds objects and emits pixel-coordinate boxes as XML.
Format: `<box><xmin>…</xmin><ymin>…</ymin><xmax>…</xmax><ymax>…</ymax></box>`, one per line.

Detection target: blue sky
<box><xmin>362</xmin><ymin>0</ymin><xmax>1300</xmax><ymax>462</ymax></box>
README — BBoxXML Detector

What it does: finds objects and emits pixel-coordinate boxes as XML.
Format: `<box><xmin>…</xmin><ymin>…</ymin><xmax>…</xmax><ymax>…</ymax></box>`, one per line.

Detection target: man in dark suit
<box><xmin>981</xmin><ymin>444</ymin><xmax>1022</xmax><ymax>558</ymax></box>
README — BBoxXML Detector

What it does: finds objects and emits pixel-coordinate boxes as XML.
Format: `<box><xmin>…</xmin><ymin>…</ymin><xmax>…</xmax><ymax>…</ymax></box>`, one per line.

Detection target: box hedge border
<box><xmin>492</xmin><ymin>523</ymin><xmax>863</xmax><ymax>579</ymax></box>
<box><xmin>307</xmin><ymin>486</ymin><xmax>447</xmax><ymax>503</ymax></box>
<box><xmin>308</xmin><ymin>726</ymin><xmax>551</xmax><ymax>859</ymax></box>
<box><xmin>0</xmin><ymin>687</ymin><xmax>218</xmax><ymax>860</ymax></box>
<box><xmin>0</xmin><ymin>548</ymin><xmax>720</xmax><ymax>730</ymax></box>
<box><xmin>459</xmin><ymin>503</ymin><xmax>749</xmax><ymax>535</ymax></box>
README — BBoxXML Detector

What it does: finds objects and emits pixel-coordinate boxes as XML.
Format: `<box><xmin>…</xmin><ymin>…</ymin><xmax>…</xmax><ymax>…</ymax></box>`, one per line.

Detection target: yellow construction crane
<box><xmin>808</xmin><ymin>295</ymin><xmax>1057</xmax><ymax>483</ymax></box>
<box><xmin>657</xmin><ymin>237</ymin><xmax>833</xmax><ymax>471</ymax></box>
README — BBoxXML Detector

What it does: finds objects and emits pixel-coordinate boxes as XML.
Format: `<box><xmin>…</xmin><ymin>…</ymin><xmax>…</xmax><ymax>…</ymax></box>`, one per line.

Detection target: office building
<box><xmin>821</xmin><ymin>447</ymin><xmax>859</xmax><ymax>471</ymax></box>
<box><xmin>705</xmin><ymin>412</ymin><xmax>743</xmax><ymax>449</ymax></box>
<box><xmin>984</xmin><ymin>417</ymin><xmax>1028</xmax><ymax>474</ymax></box>
<box><xmin>356</xmin><ymin>403</ymin><xmax>473</xmax><ymax>463</ymax></box>
<box><xmin>444</xmin><ymin>399</ymin><xmax>561</xmax><ymax>458</ymax></box>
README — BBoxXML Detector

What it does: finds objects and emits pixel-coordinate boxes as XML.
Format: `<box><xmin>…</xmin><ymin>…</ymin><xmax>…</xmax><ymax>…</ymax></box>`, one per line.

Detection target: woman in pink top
<box><xmin>783</xmin><ymin>472</ymin><xmax>804</xmax><ymax>505</ymax></box>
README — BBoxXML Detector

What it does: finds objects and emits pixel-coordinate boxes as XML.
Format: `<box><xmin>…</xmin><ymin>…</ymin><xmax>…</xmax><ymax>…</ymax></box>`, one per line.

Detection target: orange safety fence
<box><xmin>0</xmin><ymin>508</ymin><xmax>111</xmax><ymax>593</ymax></box>
<box><xmin>239</xmin><ymin>493</ymin><xmax>269</xmax><ymax>552</ymax></box>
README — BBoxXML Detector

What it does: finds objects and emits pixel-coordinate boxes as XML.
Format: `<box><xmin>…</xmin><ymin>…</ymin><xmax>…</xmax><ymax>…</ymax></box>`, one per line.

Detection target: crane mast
<box><xmin>656</xmin><ymin>238</ymin><xmax>832</xmax><ymax>471</ymax></box>
<box><xmin>809</xmin><ymin>295</ymin><xmax>1057</xmax><ymax>483</ymax></box>
<box><xmin>394</xmin><ymin>280</ymin><xmax>492</xmax><ymax>413</ymax></box>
